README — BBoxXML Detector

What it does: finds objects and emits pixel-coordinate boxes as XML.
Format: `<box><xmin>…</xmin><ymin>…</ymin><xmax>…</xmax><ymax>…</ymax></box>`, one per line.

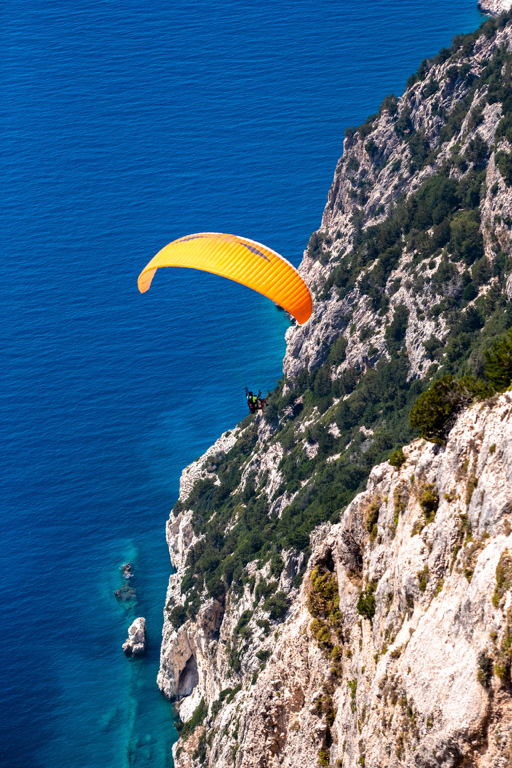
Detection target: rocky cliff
<box><xmin>479</xmin><ymin>0</ymin><xmax>512</xmax><ymax>18</ymax></box>
<box><xmin>158</xmin><ymin>11</ymin><xmax>512</xmax><ymax>768</ymax></box>
<box><xmin>167</xmin><ymin>393</ymin><xmax>512</xmax><ymax>768</ymax></box>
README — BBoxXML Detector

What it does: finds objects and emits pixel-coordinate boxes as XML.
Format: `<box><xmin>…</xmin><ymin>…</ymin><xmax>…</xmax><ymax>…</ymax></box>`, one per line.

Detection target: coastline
<box><xmin>158</xmin><ymin>8</ymin><xmax>512</xmax><ymax>767</ymax></box>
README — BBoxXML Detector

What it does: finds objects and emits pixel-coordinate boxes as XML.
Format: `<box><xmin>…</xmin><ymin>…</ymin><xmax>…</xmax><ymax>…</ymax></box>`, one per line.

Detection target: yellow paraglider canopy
<box><xmin>137</xmin><ymin>232</ymin><xmax>312</xmax><ymax>324</ymax></box>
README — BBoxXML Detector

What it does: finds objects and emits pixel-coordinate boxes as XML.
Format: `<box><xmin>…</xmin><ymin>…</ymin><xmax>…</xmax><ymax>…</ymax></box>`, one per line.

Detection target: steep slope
<box><xmin>284</xmin><ymin>14</ymin><xmax>512</xmax><ymax>381</ymax></box>
<box><xmin>171</xmin><ymin>392</ymin><xmax>512</xmax><ymax>768</ymax></box>
<box><xmin>158</xmin><ymin>12</ymin><xmax>512</xmax><ymax>768</ymax></box>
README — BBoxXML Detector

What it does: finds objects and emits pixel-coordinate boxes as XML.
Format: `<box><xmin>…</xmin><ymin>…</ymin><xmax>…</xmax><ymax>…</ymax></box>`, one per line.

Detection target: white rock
<box><xmin>478</xmin><ymin>0</ymin><xmax>512</xmax><ymax>16</ymax></box>
<box><xmin>123</xmin><ymin>617</ymin><xmax>146</xmax><ymax>657</ymax></box>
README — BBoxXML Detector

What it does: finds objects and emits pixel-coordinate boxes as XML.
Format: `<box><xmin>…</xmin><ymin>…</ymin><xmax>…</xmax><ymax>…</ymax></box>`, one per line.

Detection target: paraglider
<box><xmin>137</xmin><ymin>232</ymin><xmax>313</xmax><ymax>325</ymax></box>
<box><xmin>245</xmin><ymin>388</ymin><xmax>268</xmax><ymax>414</ymax></box>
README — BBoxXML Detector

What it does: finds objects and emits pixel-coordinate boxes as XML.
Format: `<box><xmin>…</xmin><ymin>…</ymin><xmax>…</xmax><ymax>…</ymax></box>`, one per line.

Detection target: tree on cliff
<box><xmin>485</xmin><ymin>329</ymin><xmax>512</xmax><ymax>391</ymax></box>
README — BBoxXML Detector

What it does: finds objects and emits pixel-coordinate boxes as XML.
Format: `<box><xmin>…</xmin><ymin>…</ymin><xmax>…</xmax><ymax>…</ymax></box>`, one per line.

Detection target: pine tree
<box><xmin>485</xmin><ymin>329</ymin><xmax>512</xmax><ymax>392</ymax></box>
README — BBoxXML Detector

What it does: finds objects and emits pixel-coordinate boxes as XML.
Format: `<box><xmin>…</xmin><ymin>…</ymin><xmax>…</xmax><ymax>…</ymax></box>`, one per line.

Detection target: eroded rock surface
<box><xmin>479</xmin><ymin>0</ymin><xmax>512</xmax><ymax>17</ymax></box>
<box><xmin>166</xmin><ymin>395</ymin><xmax>512</xmax><ymax>767</ymax></box>
<box><xmin>123</xmin><ymin>617</ymin><xmax>146</xmax><ymax>657</ymax></box>
<box><xmin>283</xmin><ymin>20</ymin><xmax>512</xmax><ymax>383</ymax></box>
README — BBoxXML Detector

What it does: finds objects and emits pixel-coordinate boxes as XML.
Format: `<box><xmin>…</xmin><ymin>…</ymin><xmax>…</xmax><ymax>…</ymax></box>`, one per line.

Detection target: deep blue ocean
<box><xmin>2</xmin><ymin>1</ymin><xmax>484</xmax><ymax>766</ymax></box>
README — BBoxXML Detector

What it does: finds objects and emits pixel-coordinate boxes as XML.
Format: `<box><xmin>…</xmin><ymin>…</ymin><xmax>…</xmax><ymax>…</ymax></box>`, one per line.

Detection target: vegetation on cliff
<box><xmin>167</xmin><ymin>6</ymin><xmax>512</xmax><ymax>691</ymax></box>
<box><xmin>161</xmin><ymin>14</ymin><xmax>512</xmax><ymax>768</ymax></box>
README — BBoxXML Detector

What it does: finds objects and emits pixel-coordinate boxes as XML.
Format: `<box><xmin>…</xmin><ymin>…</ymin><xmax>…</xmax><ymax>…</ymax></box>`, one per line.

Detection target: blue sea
<box><xmin>2</xmin><ymin>1</ymin><xmax>484</xmax><ymax>766</ymax></box>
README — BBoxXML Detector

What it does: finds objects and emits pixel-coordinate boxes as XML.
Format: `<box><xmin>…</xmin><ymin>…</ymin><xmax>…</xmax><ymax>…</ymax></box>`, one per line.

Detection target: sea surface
<box><xmin>2</xmin><ymin>1</ymin><xmax>484</xmax><ymax>766</ymax></box>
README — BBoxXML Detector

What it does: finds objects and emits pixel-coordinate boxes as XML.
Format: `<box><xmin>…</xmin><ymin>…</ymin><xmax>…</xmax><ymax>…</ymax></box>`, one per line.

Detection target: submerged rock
<box><xmin>123</xmin><ymin>617</ymin><xmax>146</xmax><ymax>657</ymax></box>
<box><xmin>114</xmin><ymin>584</ymin><xmax>137</xmax><ymax>602</ymax></box>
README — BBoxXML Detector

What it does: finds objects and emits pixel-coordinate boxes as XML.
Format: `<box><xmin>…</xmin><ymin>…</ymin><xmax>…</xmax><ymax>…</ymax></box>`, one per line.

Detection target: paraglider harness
<box><xmin>245</xmin><ymin>387</ymin><xmax>267</xmax><ymax>414</ymax></box>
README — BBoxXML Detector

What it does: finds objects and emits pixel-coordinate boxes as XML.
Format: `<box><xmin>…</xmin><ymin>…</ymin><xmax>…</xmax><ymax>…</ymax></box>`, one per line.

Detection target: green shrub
<box><xmin>432</xmin><ymin>260</ymin><xmax>457</xmax><ymax>293</ymax></box>
<box><xmin>465</xmin><ymin>134</ymin><xmax>489</xmax><ymax>167</ymax></box>
<box><xmin>393</xmin><ymin>482</ymin><xmax>408</xmax><ymax>529</ymax></box>
<box><xmin>307</xmin><ymin>230</ymin><xmax>332</xmax><ymax>260</ymax></box>
<box><xmin>395</xmin><ymin>107</ymin><xmax>413</xmax><ymax>138</ymax></box>
<box><xmin>497</xmin><ymin>151</ymin><xmax>512</xmax><ymax>186</ymax></box>
<box><xmin>233</xmin><ymin>610</ymin><xmax>253</xmax><ymax>641</ymax></box>
<box><xmin>357</xmin><ymin>582</ymin><xmax>376</xmax><ymax>621</ymax></box>
<box><xmin>410</xmin><ymin>375</ymin><xmax>491</xmax><ymax>444</ymax></box>
<box><xmin>389</xmin><ymin>448</ymin><xmax>406</xmax><ymax>469</ymax></box>
<box><xmin>365</xmin><ymin>138</ymin><xmax>379</xmax><ymax>160</ymax></box>
<box><xmin>177</xmin><ymin>698</ymin><xmax>207</xmax><ymax>740</ymax></box>
<box><xmin>169</xmin><ymin>605</ymin><xmax>187</xmax><ymax>630</ymax></box>
<box><xmin>492</xmin><ymin>551</ymin><xmax>512</xmax><ymax>607</ymax></box>
<box><xmin>256</xmin><ymin>618</ymin><xmax>271</xmax><ymax>634</ymax></box>
<box><xmin>263</xmin><ymin>591</ymin><xmax>289</xmax><ymax>620</ymax></box>
<box><xmin>417</xmin><ymin>564</ymin><xmax>430</xmax><ymax>592</ymax></box>
<box><xmin>308</xmin><ymin>564</ymin><xmax>344</xmax><ymax>655</ymax></box>
<box><xmin>193</xmin><ymin>732</ymin><xmax>207</xmax><ymax>763</ymax></box>
<box><xmin>264</xmin><ymin>402</ymin><xmax>279</xmax><ymax>423</ymax></box>
<box><xmin>347</xmin><ymin>679</ymin><xmax>358</xmax><ymax>712</ymax></box>
<box><xmin>365</xmin><ymin>498</ymin><xmax>380</xmax><ymax>541</ymax></box>
<box><xmin>493</xmin><ymin>606</ymin><xmax>512</xmax><ymax>682</ymax></box>
<box><xmin>328</xmin><ymin>335</ymin><xmax>348</xmax><ymax>366</ymax></box>
<box><xmin>357</xmin><ymin>113</ymin><xmax>378</xmax><ymax>139</ymax></box>
<box><xmin>472</xmin><ymin>256</ymin><xmax>491</xmax><ymax>286</ymax></box>
<box><xmin>314</xmin><ymin>365</ymin><xmax>333</xmax><ymax>398</ymax></box>
<box><xmin>463</xmin><ymin>282</ymin><xmax>478</xmax><ymax>301</ymax></box>
<box><xmin>385</xmin><ymin>305</ymin><xmax>409</xmax><ymax>354</ymax></box>
<box><xmin>485</xmin><ymin>329</ymin><xmax>512</xmax><ymax>392</ymax></box>
<box><xmin>255</xmin><ymin>579</ymin><xmax>278</xmax><ymax>604</ymax></box>
<box><xmin>449</xmin><ymin>210</ymin><xmax>484</xmax><ymax>265</ymax></box>
<box><xmin>226</xmin><ymin>684</ymin><xmax>242</xmax><ymax>703</ymax></box>
<box><xmin>423</xmin><ymin>335</ymin><xmax>443</xmax><ymax>360</ymax></box>
<box><xmin>380</xmin><ymin>93</ymin><xmax>398</xmax><ymax>115</ymax></box>
<box><xmin>423</xmin><ymin>79</ymin><xmax>439</xmax><ymax>98</ymax></box>
<box><xmin>419</xmin><ymin>484</ymin><xmax>439</xmax><ymax>523</ymax></box>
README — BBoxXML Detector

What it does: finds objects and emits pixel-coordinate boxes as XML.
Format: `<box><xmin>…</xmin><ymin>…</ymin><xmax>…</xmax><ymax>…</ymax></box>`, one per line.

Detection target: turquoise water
<box><xmin>2</xmin><ymin>1</ymin><xmax>484</xmax><ymax>766</ymax></box>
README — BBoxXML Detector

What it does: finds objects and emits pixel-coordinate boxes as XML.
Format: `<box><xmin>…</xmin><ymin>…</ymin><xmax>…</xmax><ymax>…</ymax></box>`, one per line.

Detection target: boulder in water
<box><xmin>121</xmin><ymin>562</ymin><xmax>134</xmax><ymax>579</ymax></box>
<box><xmin>123</xmin><ymin>617</ymin><xmax>146</xmax><ymax>657</ymax></box>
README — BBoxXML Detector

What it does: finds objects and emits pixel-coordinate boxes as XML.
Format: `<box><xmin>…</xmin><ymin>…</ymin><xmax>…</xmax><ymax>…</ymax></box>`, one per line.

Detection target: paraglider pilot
<box><xmin>245</xmin><ymin>387</ymin><xmax>257</xmax><ymax>413</ymax></box>
<box><xmin>245</xmin><ymin>388</ymin><xmax>268</xmax><ymax>414</ymax></box>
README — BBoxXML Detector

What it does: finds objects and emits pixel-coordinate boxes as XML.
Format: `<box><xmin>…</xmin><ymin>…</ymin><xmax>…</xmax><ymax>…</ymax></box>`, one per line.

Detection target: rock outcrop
<box><xmin>123</xmin><ymin>617</ymin><xmax>146</xmax><ymax>656</ymax></box>
<box><xmin>479</xmin><ymin>0</ymin><xmax>512</xmax><ymax>17</ymax></box>
<box><xmin>122</xmin><ymin>562</ymin><xmax>133</xmax><ymax>579</ymax></box>
<box><xmin>229</xmin><ymin>393</ymin><xmax>512</xmax><ymax>768</ymax></box>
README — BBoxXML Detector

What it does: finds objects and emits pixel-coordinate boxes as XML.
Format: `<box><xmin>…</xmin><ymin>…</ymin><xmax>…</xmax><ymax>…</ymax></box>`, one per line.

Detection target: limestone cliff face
<box><xmin>158</xmin><ymin>14</ymin><xmax>512</xmax><ymax>768</ymax></box>
<box><xmin>165</xmin><ymin>394</ymin><xmax>512</xmax><ymax>768</ymax></box>
<box><xmin>479</xmin><ymin>0</ymin><xmax>512</xmax><ymax>18</ymax></box>
<box><xmin>229</xmin><ymin>394</ymin><xmax>512</xmax><ymax>768</ymax></box>
<box><xmin>284</xmin><ymin>20</ymin><xmax>512</xmax><ymax>382</ymax></box>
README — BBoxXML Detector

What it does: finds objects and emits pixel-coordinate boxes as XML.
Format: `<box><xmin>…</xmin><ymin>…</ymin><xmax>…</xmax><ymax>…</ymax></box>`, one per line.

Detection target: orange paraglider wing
<box><xmin>137</xmin><ymin>232</ymin><xmax>312</xmax><ymax>324</ymax></box>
